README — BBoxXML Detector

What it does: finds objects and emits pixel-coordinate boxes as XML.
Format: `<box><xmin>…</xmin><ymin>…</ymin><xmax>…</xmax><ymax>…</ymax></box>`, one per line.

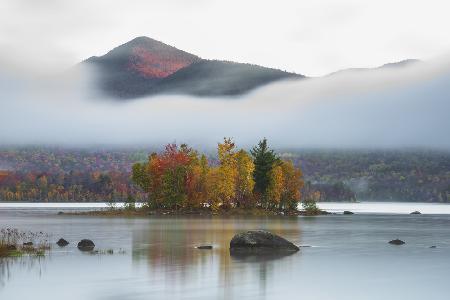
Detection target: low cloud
<box><xmin>0</xmin><ymin>56</ymin><xmax>449</xmax><ymax>149</ymax></box>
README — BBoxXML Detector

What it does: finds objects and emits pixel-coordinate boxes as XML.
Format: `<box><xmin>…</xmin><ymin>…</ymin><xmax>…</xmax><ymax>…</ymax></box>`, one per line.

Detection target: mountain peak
<box><xmin>95</xmin><ymin>36</ymin><xmax>201</xmax><ymax>79</ymax></box>
<box><xmin>117</xmin><ymin>36</ymin><xmax>176</xmax><ymax>51</ymax></box>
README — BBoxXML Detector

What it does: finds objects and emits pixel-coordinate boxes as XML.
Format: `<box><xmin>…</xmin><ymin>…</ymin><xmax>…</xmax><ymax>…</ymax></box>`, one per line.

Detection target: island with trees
<box><xmin>99</xmin><ymin>138</ymin><xmax>322</xmax><ymax>216</ymax></box>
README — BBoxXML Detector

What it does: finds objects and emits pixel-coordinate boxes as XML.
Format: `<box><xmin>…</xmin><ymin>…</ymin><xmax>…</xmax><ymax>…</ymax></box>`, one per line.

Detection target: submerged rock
<box><xmin>230</xmin><ymin>230</ymin><xmax>299</xmax><ymax>253</ymax></box>
<box><xmin>388</xmin><ymin>239</ymin><xmax>405</xmax><ymax>245</ymax></box>
<box><xmin>56</xmin><ymin>238</ymin><xmax>69</xmax><ymax>247</ymax></box>
<box><xmin>197</xmin><ymin>245</ymin><xmax>213</xmax><ymax>250</ymax></box>
<box><xmin>410</xmin><ymin>211</ymin><xmax>421</xmax><ymax>215</ymax></box>
<box><xmin>343</xmin><ymin>211</ymin><xmax>354</xmax><ymax>215</ymax></box>
<box><xmin>77</xmin><ymin>239</ymin><xmax>95</xmax><ymax>251</ymax></box>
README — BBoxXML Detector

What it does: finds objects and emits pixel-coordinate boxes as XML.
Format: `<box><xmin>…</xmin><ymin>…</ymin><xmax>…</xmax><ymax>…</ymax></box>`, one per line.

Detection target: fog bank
<box><xmin>0</xmin><ymin>57</ymin><xmax>449</xmax><ymax>149</ymax></box>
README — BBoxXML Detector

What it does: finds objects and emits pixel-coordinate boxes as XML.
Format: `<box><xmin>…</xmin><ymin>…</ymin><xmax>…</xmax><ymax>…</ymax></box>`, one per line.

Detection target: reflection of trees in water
<box><xmin>0</xmin><ymin>256</ymin><xmax>46</xmax><ymax>287</ymax></box>
<box><xmin>131</xmin><ymin>217</ymin><xmax>301</xmax><ymax>297</ymax></box>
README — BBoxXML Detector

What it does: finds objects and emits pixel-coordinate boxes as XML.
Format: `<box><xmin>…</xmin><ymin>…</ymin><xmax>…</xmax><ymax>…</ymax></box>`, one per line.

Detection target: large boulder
<box><xmin>56</xmin><ymin>238</ymin><xmax>69</xmax><ymax>247</ymax></box>
<box><xmin>410</xmin><ymin>211</ymin><xmax>421</xmax><ymax>215</ymax></box>
<box><xmin>230</xmin><ymin>230</ymin><xmax>299</xmax><ymax>253</ymax></box>
<box><xmin>77</xmin><ymin>239</ymin><xmax>95</xmax><ymax>251</ymax></box>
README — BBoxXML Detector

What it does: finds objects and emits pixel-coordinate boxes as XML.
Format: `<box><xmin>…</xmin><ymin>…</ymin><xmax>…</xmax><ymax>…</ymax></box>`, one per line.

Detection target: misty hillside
<box><xmin>154</xmin><ymin>60</ymin><xmax>301</xmax><ymax>96</ymax></box>
<box><xmin>83</xmin><ymin>36</ymin><xmax>304</xmax><ymax>99</ymax></box>
<box><xmin>327</xmin><ymin>59</ymin><xmax>421</xmax><ymax>76</ymax></box>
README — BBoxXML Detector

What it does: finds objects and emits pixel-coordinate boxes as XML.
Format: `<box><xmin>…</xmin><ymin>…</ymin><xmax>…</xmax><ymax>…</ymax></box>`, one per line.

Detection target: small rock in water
<box><xmin>388</xmin><ymin>239</ymin><xmax>405</xmax><ymax>245</ymax></box>
<box><xmin>56</xmin><ymin>238</ymin><xmax>69</xmax><ymax>247</ymax></box>
<box><xmin>57</xmin><ymin>211</ymin><xmax>64</xmax><ymax>215</ymax></box>
<box><xmin>197</xmin><ymin>245</ymin><xmax>213</xmax><ymax>250</ymax></box>
<box><xmin>410</xmin><ymin>211</ymin><xmax>421</xmax><ymax>215</ymax></box>
<box><xmin>77</xmin><ymin>239</ymin><xmax>95</xmax><ymax>251</ymax></box>
<box><xmin>23</xmin><ymin>242</ymin><xmax>33</xmax><ymax>246</ymax></box>
<box><xmin>343</xmin><ymin>211</ymin><xmax>354</xmax><ymax>215</ymax></box>
<box><xmin>429</xmin><ymin>245</ymin><xmax>437</xmax><ymax>249</ymax></box>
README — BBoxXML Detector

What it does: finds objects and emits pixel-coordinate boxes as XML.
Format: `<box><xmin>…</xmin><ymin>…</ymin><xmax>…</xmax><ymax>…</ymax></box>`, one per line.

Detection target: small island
<box><xmin>76</xmin><ymin>138</ymin><xmax>326</xmax><ymax>217</ymax></box>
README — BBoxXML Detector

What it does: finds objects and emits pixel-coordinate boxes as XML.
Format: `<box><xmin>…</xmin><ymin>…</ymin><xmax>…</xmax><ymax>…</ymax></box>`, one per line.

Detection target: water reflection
<box><xmin>0</xmin><ymin>256</ymin><xmax>47</xmax><ymax>287</ymax></box>
<box><xmin>131</xmin><ymin>217</ymin><xmax>301</xmax><ymax>298</ymax></box>
<box><xmin>2</xmin><ymin>209</ymin><xmax>450</xmax><ymax>300</ymax></box>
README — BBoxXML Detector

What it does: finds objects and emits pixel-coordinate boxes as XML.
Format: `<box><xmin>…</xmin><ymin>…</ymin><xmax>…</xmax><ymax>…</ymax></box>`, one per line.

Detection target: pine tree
<box><xmin>250</xmin><ymin>138</ymin><xmax>280</xmax><ymax>203</ymax></box>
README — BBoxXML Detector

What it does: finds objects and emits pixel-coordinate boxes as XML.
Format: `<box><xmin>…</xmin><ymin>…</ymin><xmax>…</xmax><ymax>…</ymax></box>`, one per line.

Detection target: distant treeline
<box><xmin>0</xmin><ymin>147</ymin><xmax>448</xmax><ymax>203</ymax></box>
<box><xmin>283</xmin><ymin>149</ymin><xmax>450</xmax><ymax>202</ymax></box>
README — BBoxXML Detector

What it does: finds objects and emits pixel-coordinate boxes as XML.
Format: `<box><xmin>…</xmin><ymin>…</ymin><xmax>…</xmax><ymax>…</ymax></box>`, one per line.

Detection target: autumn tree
<box><xmin>280</xmin><ymin>160</ymin><xmax>304</xmax><ymax>210</ymax></box>
<box><xmin>235</xmin><ymin>149</ymin><xmax>255</xmax><ymax>207</ymax></box>
<box><xmin>214</xmin><ymin>138</ymin><xmax>237</xmax><ymax>208</ymax></box>
<box><xmin>186</xmin><ymin>154</ymin><xmax>209</xmax><ymax>208</ymax></box>
<box><xmin>206</xmin><ymin>167</ymin><xmax>222</xmax><ymax>211</ymax></box>
<box><xmin>132</xmin><ymin>144</ymin><xmax>198</xmax><ymax>209</ymax></box>
<box><xmin>266</xmin><ymin>165</ymin><xmax>283</xmax><ymax>209</ymax></box>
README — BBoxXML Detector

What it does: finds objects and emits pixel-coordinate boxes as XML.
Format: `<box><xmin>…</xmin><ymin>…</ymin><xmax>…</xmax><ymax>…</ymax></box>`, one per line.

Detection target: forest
<box><xmin>0</xmin><ymin>146</ymin><xmax>448</xmax><ymax>203</ymax></box>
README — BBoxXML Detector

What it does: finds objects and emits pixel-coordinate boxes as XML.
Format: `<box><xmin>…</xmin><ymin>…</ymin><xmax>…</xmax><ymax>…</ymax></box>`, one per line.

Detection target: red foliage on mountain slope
<box><xmin>128</xmin><ymin>46</ymin><xmax>198</xmax><ymax>78</ymax></box>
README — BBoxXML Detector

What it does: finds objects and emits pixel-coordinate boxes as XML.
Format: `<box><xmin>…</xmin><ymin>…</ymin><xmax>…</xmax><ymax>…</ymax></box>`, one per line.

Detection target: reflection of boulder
<box><xmin>230</xmin><ymin>230</ymin><xmax>299</xmax><ymax>253</ymax></box>
<box><xmin>230</xmin><ymin>249</ymin><xmax>297</xmax><ymax>262</ymax></box>
<box><xmin>388</xmin><ymin>239</ymin><xmax>405</xmax><ymax>245</ymax></box>
<box><xmin>196</xmin><ymin>245</ymin><xmax>213</xmax><ymax>249</ymax></box>
<box><xmin>77</xmin><ymin>239</ymin><xmax>95</xmax><ymax>251</ymax></box>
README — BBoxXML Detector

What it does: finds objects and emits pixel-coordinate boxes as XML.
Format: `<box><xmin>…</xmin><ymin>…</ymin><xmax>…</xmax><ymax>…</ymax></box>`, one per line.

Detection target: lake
<box><xmin>1</xmin><ymin>202</ymin><xmax>450</xmax><ymax>300</ymax></box>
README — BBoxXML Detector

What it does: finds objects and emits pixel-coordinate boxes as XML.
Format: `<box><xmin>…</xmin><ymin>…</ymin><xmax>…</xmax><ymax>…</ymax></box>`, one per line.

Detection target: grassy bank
<box><xmin>0</xmin><ymin>228</ymin><xmax>50</xmax><ymax>258</ymax></box>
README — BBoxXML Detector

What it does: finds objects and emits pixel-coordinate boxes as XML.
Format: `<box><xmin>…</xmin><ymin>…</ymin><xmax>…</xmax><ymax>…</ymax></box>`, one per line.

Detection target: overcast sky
<box><xmin>1</xmin><ymin>0</ymin><xmax>450</xmax><ymax>76</ymax></box>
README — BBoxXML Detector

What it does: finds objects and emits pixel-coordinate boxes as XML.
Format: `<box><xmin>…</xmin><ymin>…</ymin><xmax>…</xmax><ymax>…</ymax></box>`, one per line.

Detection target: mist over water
<box><xmin>0</xmin><ymin>56</ymin><xmax>449</xmax><ymax>149</ymax></box>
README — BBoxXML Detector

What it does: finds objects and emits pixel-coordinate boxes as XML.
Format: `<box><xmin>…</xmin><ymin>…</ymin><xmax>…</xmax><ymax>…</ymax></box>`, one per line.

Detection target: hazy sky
<box><xmin>1</xmin><ymin>0</ymin><xmax>450</xmax><ymax>75</ymax></box>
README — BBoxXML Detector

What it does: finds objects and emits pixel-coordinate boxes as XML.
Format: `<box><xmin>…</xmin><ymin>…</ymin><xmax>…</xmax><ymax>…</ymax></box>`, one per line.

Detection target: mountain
<box><xmin>83</xmin><ymin>36</ymin><xmax>201</xmax><ymax>98</ymax></box>
<box><xmin>82</xmin><ymin>36</ymin><xmax>304</xmax><ymax>99</ymax></box>
<box><xmin>379</xmin><ymin>59</ymin><xmax>421</xmax><ymax>69</ymax></box>
<box><xmin>327</xmin><ymin>59</ymin><xmax>421</xmax><ymax>77</ymax></box>
<box><xmin>154</xmin><ymin>60</ymin><xmax>300</xmax><ymax>96</ymax></box>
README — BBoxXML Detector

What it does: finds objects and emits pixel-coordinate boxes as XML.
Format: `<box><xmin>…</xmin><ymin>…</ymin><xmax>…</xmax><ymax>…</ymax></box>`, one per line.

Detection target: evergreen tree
<box><xmin>250</xmin><ymin>138</ymin><xmax>280</xmax><ymax>200</ymax></box>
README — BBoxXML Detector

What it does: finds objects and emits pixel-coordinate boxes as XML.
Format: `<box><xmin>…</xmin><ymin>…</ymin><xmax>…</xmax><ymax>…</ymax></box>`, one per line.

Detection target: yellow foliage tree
<box><xmin>281</xmin><ymin>160</ymin><xmax>304</xmax><ymax>210</ymax></box>
<box><xmin>235</xmin><ymin>149</ymin><xmax>255</xmax><ymax>207</ymax></box>
<box><xmin>204</xmin><ymin>138</ymin><xmax>241</xmax><ymax>209</ymax></box>
<box><xmin>266</xmin><ymin>165</ymin><xmax>284</xmax><ymax>209</ymax></box>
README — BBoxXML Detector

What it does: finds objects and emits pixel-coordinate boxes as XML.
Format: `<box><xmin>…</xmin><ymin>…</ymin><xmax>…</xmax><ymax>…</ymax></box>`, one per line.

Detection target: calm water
<box><xmin>1</xmin><ymin>203</ymin><xmax>450</xmax><ymax>300</ymax></box>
